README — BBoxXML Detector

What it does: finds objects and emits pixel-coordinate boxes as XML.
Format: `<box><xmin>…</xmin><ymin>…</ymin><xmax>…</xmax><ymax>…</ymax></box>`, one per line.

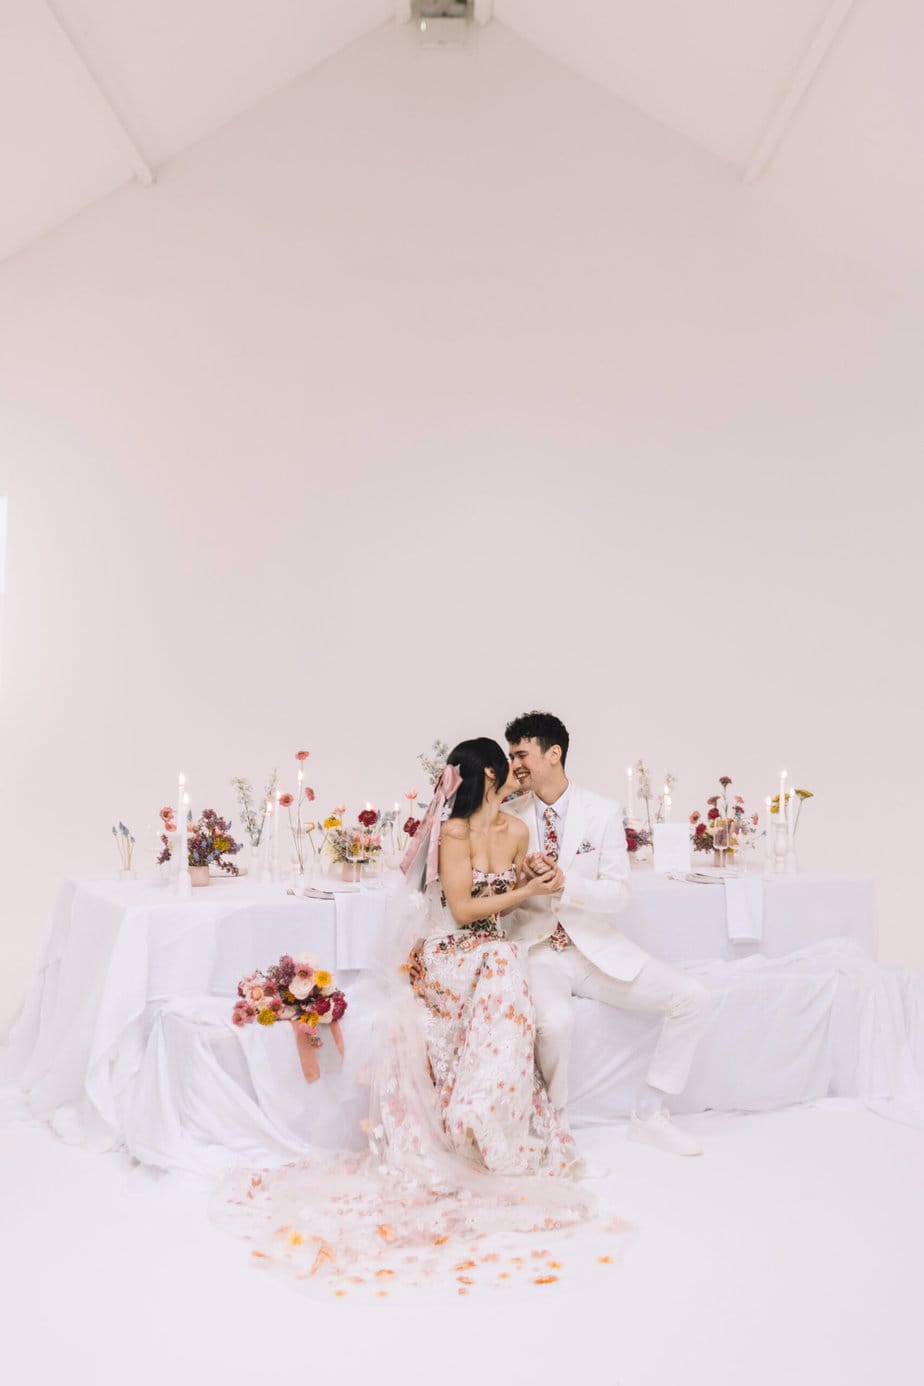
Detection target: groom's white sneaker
<box><xmin>627</xmin><ymin>1111</ymin><xmax>702</xmax><ymax>1157</ymax></box>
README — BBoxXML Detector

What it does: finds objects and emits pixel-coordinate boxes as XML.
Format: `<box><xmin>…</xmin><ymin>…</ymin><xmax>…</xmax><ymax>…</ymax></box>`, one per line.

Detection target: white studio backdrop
<box><xmin>0</xmin><ymin>20</ymin><xmax>921</xmax><ymax>1019</ymax></box>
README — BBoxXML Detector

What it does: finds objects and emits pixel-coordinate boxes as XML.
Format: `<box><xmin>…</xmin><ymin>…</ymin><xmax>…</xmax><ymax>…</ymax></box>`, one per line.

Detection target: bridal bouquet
<box><xmin>233</xmin><ymin>953</ymin><xmax>347</xmax><ymax>1048</ymax></box>
<box><xmin>690</xmin><ymin>777</ymin><xmax>760</xmax><ymax>855</ymax></box>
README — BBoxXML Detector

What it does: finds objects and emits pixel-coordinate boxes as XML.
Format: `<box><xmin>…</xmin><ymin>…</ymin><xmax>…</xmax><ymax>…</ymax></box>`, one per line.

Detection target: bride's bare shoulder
<box><xmin>499</xmin><ymin>812</ymin><xmax>528</xmax><ymax>844</ymax></box>
<box><xmin>440</xmin><ymin>819</ymin><xmax>469</xmax><ymax>841</ymax></box>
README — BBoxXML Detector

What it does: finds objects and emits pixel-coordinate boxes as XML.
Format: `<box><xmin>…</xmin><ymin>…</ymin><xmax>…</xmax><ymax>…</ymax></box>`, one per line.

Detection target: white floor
<box><xmin>2</xmin><ymin>1106</ymin><xmax>921</xmax><ymax>1386</ymax></box>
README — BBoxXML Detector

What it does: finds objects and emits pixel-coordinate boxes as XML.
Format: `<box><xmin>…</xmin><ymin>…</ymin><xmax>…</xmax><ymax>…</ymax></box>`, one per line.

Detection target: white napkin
<box><xmin>333</xmin><ymin>889</ymin><xmax>387</xmax><ymax>971</ymax></box>
<box><xmin>723</xmin><ymin>875</ymin><xmax>764</xmax><ymax>943</ymax></box>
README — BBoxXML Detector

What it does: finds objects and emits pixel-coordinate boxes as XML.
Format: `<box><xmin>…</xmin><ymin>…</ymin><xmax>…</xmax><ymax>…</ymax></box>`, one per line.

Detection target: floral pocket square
<box><xmin>576</xmin><ymin>840</ymin><xmax>596</xmax><ymax>855</ymax></box>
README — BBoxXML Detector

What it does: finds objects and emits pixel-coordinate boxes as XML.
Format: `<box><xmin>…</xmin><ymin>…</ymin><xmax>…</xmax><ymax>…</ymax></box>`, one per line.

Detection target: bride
<box><xmin>215</xmin><ymin>737</ymin><xmax>611</xmax><ymax>1295</ymax></box>
<box><xmin>398</xmin><ymin>737</ymin><xmax>580</xmax><ymax>1176</ymax></box>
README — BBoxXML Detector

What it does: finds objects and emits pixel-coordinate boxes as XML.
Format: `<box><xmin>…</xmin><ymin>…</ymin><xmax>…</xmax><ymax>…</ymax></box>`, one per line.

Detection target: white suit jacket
<box><xmin>503</xmin><ymin>785</ymin><xmax>647</xmax><ymax>982</ymax></box>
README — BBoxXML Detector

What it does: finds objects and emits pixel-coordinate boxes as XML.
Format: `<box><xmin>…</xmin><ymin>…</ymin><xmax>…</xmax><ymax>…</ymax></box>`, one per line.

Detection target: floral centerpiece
<box><xmin>326</xmin><ymin>808</ymin><xmax>384</xmax><ymax>876</ymax></box>
<box><xmin>418</xmin><ymin>740</ymin><xmax>449</xmax><ymax>787</ymax></box>
<box><xmin>278</xmin><ymin>750</ymin><xmax>318</xmax><ymax>876</ymax></box>
<box><xmin>157</xmin><ymin>808</ymin><xmax>243</xmax><ymax>875</ymax></box>
<box><xmin>111</xmin><ymin>822</ymin><xmax>136</xmax><ymax>873</ymax></box>
<box><xmin>230</xmin><ymin>769</ymin><xmax>279</xmax><ymax>850</ymax></box>
<box><xmin>770</xmin><ymin>786</ymin><xmax>813</xmax><ymax>836</ymax></box>
<box><xmin>233</xmin><ymin>952</ymin><xmax>347</xmax><ymax>1083</ymax></box>
<box><xmin>625</xmin><ymin>761</ymin><xmax>675</xmax><ymax>862</ymax></box>
<box><xmin>690</xmin><ymin>777</ymin><xmax>760</xmax><ymax>862</ymax></box>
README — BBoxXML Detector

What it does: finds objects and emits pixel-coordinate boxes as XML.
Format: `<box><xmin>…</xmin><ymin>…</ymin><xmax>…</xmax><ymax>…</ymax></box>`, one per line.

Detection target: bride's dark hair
<box><xmin>447</xmin><ymin>738</ymin><xmax>510</xmax><ymax>820</ymax></box>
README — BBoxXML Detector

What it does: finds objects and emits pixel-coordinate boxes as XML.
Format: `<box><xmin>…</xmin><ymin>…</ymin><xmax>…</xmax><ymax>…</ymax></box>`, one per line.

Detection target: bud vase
<box><xmin>340</xmin><ymin>861</ymin><xmax>364</xmax><ymax>883</ymax></box>
<box><xmin>189</xmin><ymin>864</ymin><xmax>210</xmax><ymax>887</ymax></box>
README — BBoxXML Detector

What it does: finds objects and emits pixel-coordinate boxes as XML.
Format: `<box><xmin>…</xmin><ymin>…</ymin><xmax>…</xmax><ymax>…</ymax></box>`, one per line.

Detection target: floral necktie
<box><xmin>543</xmin><ymin>806</ymin><xmax>572</xmax><ymax>952</ymax></box>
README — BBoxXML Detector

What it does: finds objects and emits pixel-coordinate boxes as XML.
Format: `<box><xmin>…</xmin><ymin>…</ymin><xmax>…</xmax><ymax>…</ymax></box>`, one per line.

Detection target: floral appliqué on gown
<box><xmin>411</xmin><ymin>868</ymin><xmax>578</xmax><ymax>1176</ymax></box>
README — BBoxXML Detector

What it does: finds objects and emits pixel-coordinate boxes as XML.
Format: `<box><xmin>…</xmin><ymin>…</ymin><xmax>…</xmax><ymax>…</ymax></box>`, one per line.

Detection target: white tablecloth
<box><xmin>0</xmin><ymin>868</ymin><xmax>884</xmax><ymax>1165</ymax></box>
<box><xmin>619</xmin><ymin>869</ymin><xmax>876</xmax><ymax>961</ymax></box>
<box><xmin>0</xmin><ymin>876</ymin><xmax>387</xmax><ymax>1148</ymax></box>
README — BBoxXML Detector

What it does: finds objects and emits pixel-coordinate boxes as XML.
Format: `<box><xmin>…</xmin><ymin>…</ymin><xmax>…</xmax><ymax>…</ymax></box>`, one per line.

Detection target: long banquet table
<box><xmin>2</xmin><ymin>867</ymin><xmax>901</xmax><ymax>1171</ymax></box>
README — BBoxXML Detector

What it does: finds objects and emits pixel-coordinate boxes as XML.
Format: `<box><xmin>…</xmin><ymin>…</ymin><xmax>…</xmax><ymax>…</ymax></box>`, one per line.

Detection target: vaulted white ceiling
<box><xmin>1</xmin><ymin>1</ymin><xmax>922</xmax><ymax>290</ymax></box>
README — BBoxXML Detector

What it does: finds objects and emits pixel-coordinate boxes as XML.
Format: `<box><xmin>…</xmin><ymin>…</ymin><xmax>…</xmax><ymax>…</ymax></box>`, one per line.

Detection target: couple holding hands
<box><xmin>402</xmin><ymin>710</ymin><xmax>714</xmax><ymax>1173</ymax></box>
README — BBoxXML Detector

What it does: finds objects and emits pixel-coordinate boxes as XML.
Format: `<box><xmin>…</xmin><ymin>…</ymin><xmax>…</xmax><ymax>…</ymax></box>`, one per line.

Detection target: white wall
<box><xmin>0</xmin><ymin>20</ymin><xmax>921</xmax><ymax>1019</ymax></box>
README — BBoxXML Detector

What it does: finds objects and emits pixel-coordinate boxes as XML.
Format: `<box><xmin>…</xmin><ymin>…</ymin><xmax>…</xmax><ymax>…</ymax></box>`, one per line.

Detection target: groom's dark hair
<box><xmin>504</xmin><ymin>711</ymin><xmax>570</xmax><ymax>767</ymax></box>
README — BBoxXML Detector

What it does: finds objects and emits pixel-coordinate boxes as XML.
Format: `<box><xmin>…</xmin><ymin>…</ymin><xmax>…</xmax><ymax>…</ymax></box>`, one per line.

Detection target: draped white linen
<box><xmin>2</xmin><ymin>871</ymin><xmax>905</xmax><ymax>1178</ymax></box>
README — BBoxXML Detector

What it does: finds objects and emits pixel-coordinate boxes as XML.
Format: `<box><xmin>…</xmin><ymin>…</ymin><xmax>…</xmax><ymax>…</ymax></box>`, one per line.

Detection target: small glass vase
<box><xmin>340</xmin><ymin>860</ymin><xmax>364</xmax><ymax>883</ymax></box>
<box><xmin>189</xmin><ymin>864</ymin><xmax>210</xmax><ymax>887</ymax></box>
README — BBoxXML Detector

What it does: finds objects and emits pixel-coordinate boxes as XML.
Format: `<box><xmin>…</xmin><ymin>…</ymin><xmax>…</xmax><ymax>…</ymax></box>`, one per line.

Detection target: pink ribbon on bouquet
<box><xmin>400</xmin><ymin>763</ymin><xmax>462</xmax><ymax>887</ymax></box>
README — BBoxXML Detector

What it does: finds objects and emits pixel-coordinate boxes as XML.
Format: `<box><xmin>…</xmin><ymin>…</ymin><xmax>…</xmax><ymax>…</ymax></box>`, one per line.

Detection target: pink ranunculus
<box><xmin>334</xmin><ymin>804</ymin><xmax>347</xmax><ymax>815</ymax></box>
<box><xmin>248</xmin><ymin>985</ymin><xmax>265</xmax><ymax>1003</ymax></box>
<box><xmin>295</xmin><ymin>750</ymin><xmax>310</xmax><ymax>761</ymax></box>
<box><xmin>304</xmin><ymin>787</ymin><xmax>316</xmax><ymax>802</ymax></box>
<box><xmin>405</xmin><ymin>790</ymin><xmax>418</xmax><ymax>801</ymax></box>
<box><xmin>278</xmin><ymin>793</ymin><xmax>294</xmax><ymax>808</ymax></box>
<box><xmin>689</xmin><ymin>811</ymin><xmax>700</xmax><ymax>823</ymax></box>
<box><xmin>372</xmin><ymin>834</ymin><xmax>382</xmax><ymax>847</ymax></box>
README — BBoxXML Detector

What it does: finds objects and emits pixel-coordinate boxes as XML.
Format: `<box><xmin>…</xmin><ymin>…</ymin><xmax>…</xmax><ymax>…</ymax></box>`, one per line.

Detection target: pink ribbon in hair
<box><xmin>400</xmin><ymin>763</ymin><xmax>463</xmax><ymax>887</ymax></box>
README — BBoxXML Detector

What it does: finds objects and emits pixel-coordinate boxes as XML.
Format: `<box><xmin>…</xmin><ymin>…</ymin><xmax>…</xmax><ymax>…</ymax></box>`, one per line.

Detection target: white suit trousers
<box><xmin>527</xmin><ymin>940</ymin><xmax>714</xmax><ymax>1111</ymax></box>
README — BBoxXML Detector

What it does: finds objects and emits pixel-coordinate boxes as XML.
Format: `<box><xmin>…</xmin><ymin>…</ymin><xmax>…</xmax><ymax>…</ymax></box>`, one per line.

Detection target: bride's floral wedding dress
<box><xmin>213</xmin><ymin>869</ymin><xmax>623</xmax><ymax>1298</ymax></box>
<box><xmin>406</xmin><ymin>869</ymin><xmax>578</xmax><ymax>1176</ymax></box>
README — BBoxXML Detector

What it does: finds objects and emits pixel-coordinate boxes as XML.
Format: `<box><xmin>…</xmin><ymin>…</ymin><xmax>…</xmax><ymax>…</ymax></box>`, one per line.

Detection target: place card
<box><xmin>653</xmin><ymin>824</ymin><xmax>691</xmax><ymax>874</ymax></box>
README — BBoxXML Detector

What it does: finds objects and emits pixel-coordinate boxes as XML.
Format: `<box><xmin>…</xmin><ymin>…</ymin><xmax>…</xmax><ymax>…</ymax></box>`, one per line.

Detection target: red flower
<box><xmin>695</xmin><ymin>822</ymin><xmax>708</xmax><ymax>837</ymax></box>
<box><xmin>625</xmin><ymin>827</ymin><xmax>639</xmax><ymax>851</ymax></box>
<box><xmin>313</xmin><ymin>995</ymin><xmax>331</xmax><ymax>1015</ymax></box>
<box><xmin>278</xmin><ymin>793</ymin><xmax>294</xmax><ymax>808</ymax></box>
<box><xmin>295</xmin><ymin>751</ymin><xmax>310</xmax><ymax>762</ymax></box>
<box><xmin>403</xmin><ymin>817</ymin><xmax>420</xmax><ymax>837</ymax></box>
<box><xmin>719</xmin><ymin>776</ymin><xmax>732</xmax><ymax>787</ymax></box>
<box><xmin>331</xmin><ymin>994</ymin><xmax>347</xmax><ymax>1022</ymax></box>
<box><xmin>358</xmin><ymin>809</ymin><xmax>378</xmax><ymax>828</ymax></box>
<box><xmin>707</xmin><ymin>807</ymin><xmax>720</xmax><ymax>821</ymax></box>
<box><xmin>706</xmin><ymin>795</ymin><xmax>719</xmax><ymax>806</ymax></box>
<box><xmin>304</xmin><ymin>787</ymin><xmax>316</xmax><ymax>802</ymax></box>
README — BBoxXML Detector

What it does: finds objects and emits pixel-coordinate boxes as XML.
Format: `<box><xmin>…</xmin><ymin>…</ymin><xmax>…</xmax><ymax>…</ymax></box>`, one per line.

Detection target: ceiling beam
<box><xmin>42</xmin><ymin>0</ymin><xmax>155</xmax><ymax>187</ymax></box>
<box><xmin>744</xmin><ymin>0</ymin><xmax>859</xmax><ymax>184</ymax></box>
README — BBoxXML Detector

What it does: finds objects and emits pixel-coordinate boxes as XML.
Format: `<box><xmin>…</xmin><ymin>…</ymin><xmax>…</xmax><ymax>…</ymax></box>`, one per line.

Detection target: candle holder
<box><xmin>772</xmin><ymin>818</ymin><xmax>788</xmax><ymax>875</ymax></box>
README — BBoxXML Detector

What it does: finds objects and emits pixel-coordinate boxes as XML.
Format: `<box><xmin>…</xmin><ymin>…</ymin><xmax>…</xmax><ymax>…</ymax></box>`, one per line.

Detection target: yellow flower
<box><xmin>795</xmin><ymin>788</ymin><xmax>814</xmax><ymax>800</ymax></box>
<box><xmin>257</xmin><ymin>1009</ymin><xmax>277</xmax><ymax>1026</ymax></box>
<box><xmin>314</xmin><ymin>970</ymin><xmax>333</xmax><ymax>989</ymax></box>
<box><xmin>304</xmin><ymin>821</ymin><xmax>316</xmax><ymax>832</ymax></box>
<box><xmin>323</xmin><ymin>816</ymin><xmax>341</xmax><ymax>830</ymax></box>
<box><xmin>306</xmin><ymin>1012</ymin><xmax>320</xmax><ymax>1028</ymax></box>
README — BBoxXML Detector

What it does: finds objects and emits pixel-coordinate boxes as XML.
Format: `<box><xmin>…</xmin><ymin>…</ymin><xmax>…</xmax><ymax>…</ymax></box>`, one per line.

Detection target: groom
<box><xmin>503</xmin><ymin>710</ymin><xmax>714</xmax><ymax>1157</ymax></box>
